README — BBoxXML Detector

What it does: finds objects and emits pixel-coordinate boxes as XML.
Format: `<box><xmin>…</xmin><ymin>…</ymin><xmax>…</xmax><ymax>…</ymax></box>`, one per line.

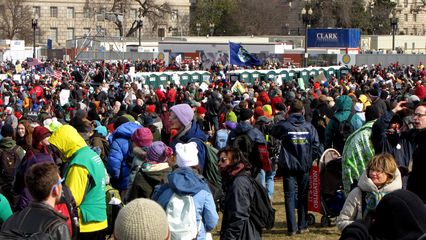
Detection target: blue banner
<box><xmin>307</xmin><ymin>28</ymin><xmax>361</xmax><ymax>48</ymax></box>
<box><xmin>229</xmin><ymin>42</ymin><xmax>261</xmax><ymax>66</ymax></box>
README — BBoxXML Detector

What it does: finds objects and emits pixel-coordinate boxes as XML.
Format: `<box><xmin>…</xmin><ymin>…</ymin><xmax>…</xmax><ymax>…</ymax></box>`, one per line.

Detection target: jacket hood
<box><xmin>287</xmin><ymin>113</ymin><xmax>305</xmax><ymax>127</ymax></box>
<box><xmin>168</xmin><ymin>167</ymin><xmax>208</xmax><ymax>196</ymax></box>
<box><xmin>371</xmin><ymin>189</ymin><xmax>426</xmax><ymax>240</ymax></box>
<box><xmin>180</xmin><ymin>120</ymin><xmax>208</xmax><ymax>143</ymax></box>
<box><xmin>233</xmin><ymin>121</ymin><xmax>254</xmax><ymax>135</ymax></box>
<box><xmin>0</xmin><ymin>137</ymin><xmax>17</xmax><ymax>149</ymax></box>
<box><xmin>109</xmin><ymin>122</ymin><xmax>141</xmax><ymax>141</ymax></box>
<box><xmin>335</xmin><ymin>95</ymin><xmax>353</xmax><ymax>112</ymax></box>
<box><xmin>48</xmin><ymin>125</ymin><xmax>87</xmax><ymax>160</ymax></box>
<box><xmin>357</xmin><ymin>168</ymin><xmax>402</xmax><ymax>193</ymax></box>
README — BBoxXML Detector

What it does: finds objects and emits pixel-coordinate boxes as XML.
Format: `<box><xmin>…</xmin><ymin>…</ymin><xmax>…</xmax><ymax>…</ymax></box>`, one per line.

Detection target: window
<box><xmin>171</xmin><ymin>9</ymin><xmax>178</xmax><ymax>21</ymax></box>
<box><xmin>67</xmin><ymin>7</ymin><xmax>74</xmax><ymax>18</ymax></box>
<box><xmin>404</xmin><ymin>14</ymin><xmax>408</xmax><ymax>21</ymax></box>
<box><xmin>50</xmin><ymin>7</ymin><xmax>58</xmax><ymax>17</ymax></box>
<box><xmin>83</xmin><ymin>7</ymin><xmax>91</xmax><ymax>18</ymax></box>
<box><xmin>404</xmin><ymin>0</ymin><xmax>408</xmax><ymax>7</ymax></box>
<box><xmin>67</xmin><ymin>28</ymin><xmax>74</xmax><ymax>40</ymax></box>
<box><xmin>158</xmin><ymin>28</ymin><xmax>165</xmax><ymax>38</ymax></box>
<box><xmin>413</xmin><ymin>14</ymin><xmax>417</xmax><ymax>22</ymax></box>
<box><xmin>83</xmin><ymin>28</ymin><xmax>91</xmax><ymax>36</ymax></box>
<box><xmin>50</xmin><ymin>27</ymin><xmax>58</xmax><ymax>42</ymax></box>
<box><xmin>33</xmin><ymin>6</ymin><xmax>40</xmax><ymax>18</ymax></box>
<box><xmin>35</xmin><ymin>27</ymin><xmax>41</xmax><ymax>43</ymax></box>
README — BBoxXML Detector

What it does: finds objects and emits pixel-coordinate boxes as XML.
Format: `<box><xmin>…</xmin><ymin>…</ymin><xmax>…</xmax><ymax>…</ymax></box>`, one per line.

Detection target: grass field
<box><xmin>212</xmin><ymin>180</ymin><xmax>340</xmax><ymax>240</ymax></box>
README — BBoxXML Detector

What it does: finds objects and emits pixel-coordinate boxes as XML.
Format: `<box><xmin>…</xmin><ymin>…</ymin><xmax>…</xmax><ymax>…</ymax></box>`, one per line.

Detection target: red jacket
<box><xmin>167</xmin><ymin>88</ymin><xmax>177</xmax><ymax>103</ymax></box>
<box><xmin>415</xmin><ymin>85</ymin><xmax>426</xmax><ymax>101</ymax></box>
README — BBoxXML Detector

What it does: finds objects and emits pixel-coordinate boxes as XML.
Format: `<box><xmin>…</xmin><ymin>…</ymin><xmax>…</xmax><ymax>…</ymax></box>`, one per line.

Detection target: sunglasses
<box><xmin>50</xmin><ymin>178</ymin><xmax>64</xmax><ymax>193</ymax></box>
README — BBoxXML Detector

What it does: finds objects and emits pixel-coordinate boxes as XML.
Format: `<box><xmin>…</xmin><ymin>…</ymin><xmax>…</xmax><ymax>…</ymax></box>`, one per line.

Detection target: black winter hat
<box><xmin>239</xmin><ymin>109</ymin><xmax>253</xmax><ymax>121</ymax></box>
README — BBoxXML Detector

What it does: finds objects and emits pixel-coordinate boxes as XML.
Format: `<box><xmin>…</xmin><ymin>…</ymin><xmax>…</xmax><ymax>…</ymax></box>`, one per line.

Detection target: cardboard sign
<box><xmin>308</xmin><ymin>165</ymin><xmax>321</xmax><ymax>213</ymax></box>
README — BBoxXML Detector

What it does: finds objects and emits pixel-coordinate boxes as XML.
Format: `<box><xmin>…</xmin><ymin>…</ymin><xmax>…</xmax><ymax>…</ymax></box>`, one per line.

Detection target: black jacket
<box><xmin>272</xmin><ymin>113</ymin><xmax>322</xmax><ymax>173</ymax></box>
<box><xmin>220</xmin><ymin>172</ymin><xmax>261</xmax><ymax>240</ymax></box>
<box><xmin>407</xmin><ymin>129</ymin><xmax>426</xmax><ymax>204</ymax></box>
<box><xmin>1</xmin><ymin>202</ymin><xmax>71</xmax><ymax>240</ymax></box>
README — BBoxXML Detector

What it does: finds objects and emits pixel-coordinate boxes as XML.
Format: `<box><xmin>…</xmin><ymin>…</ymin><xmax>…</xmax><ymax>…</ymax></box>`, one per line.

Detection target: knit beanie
<box><xmin>175</xmin><ymin>142</ymin><xmax>199</xmax><ymax>168</ymax></box>
<box><xmin>254</xmin><ymin>106</ymin><xmax>264</xmax><ymax>120</ymax></box>
<box><xmin>114</xmin><ymin>198</ymin><xmax>169</xmax><ymax>240</ymax></box>
<box><xmin>32</xmin><ymin>126</ymin><xmax>51</xmax><ymax>148</ymax></box>
<box><xmin>146</xmin><ymin>141</ymin><xmax>173</xmax><ymax>163</ymax></box>
<box><xmin>146</xmin><ymin>105</ymin><xmax>156</xmax><ymax>113</ymax></box>
<box><xmin>225</xmin><ymin>121</ymin><xmax>237</xmax><ymax>130</ymax></box>
<box><xmin>197</xmin><ymin>106</ymin><xmax>206</xmax><ymax>115</ymax></box>
<box><xmin>170</xmin><ymin>104</ymin><xmax>194</xmax><ymax>127</ymax></box>
<box><xmin>114</xmin><ymin>116</ymin><xmax>130</xmax><ymax>130</ymax></box>
<box><xmin>262</xmin><ymin>104</ymin><xmax>272</xmax><ymax>117</ymax></box>
<box><xmin>226</xmin><ymin>111</ymin><xmax>238</xmax><ymax>123</ymax></box>
<box><xmin>1</xmin><ymin>124</ymin><xmax>14</xmax><ymax>138</ymax></box>
<box><xmin>131</xmin><ymin>128</ymin><xmax>153</xmax><ymax>148</ymax></box>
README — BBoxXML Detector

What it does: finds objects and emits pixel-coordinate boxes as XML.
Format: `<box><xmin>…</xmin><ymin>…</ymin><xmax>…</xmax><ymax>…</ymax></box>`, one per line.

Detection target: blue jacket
<box><xmin>272</xmin><ymin>113</ymin><xmax>323</xmax><ymax>173</ymax></box>
<box><xmin>228</xmin><ymin>121</ymin><xmax>267</xmax><ymax>145</ymax></box>
<box><xmin>152</xmin><ymin>168</ymin><xmax>219</xmax><ymax>239</ymax></box>
<box><xmin>170</xmin><ymin>120</ymin><xmax>208</xmax><ymax>170</ymax></box>
<box><xmin>107</xmin><ymin>122</ymin><xmax>142</xmax><ymax>190</ymax></box>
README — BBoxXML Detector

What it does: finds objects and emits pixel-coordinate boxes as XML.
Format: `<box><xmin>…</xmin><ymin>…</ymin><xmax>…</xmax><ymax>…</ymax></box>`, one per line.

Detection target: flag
<box><xmin>54</xmin><ymin>70</ymin><xmax>62</xmax><ymax>80</ymax></box>
<box><xmin>229</xmin><ymin>42</ymin><xmax>261</xmax><ymax>66</ymax></box>
<box><xmin>231</xmin><ymin>80</ymin><xmax>245</xmax><ymax>94</ymax></box>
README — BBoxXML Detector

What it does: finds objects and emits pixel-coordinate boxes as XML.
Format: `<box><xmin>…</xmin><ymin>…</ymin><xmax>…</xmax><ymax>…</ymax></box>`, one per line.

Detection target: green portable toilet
<box><xmin>340</xmin><ymin>66</ymin><xmax>351</xmax><ymax>79</ymax></box>
<box><xmin>327</xmin><ymin>67</ymin><xmax>336</xmax><ymax>80</ymax></box>
<box><xmin>278</xmin><ymin>69</ymin><xmax>289</xmax><ymax>84</ymax></box>
<box><xmin>200</xmin><ymin>71</ymin><xmax>211</xmax><ymax>83</ymax></box>
<box><xmin>157</xmin><ymin>73</ymin><xmax>170</xmax><ymax>87</ymax></box>
<box><xmin>299</xmin><ymin>69</ymin><xmax>310</xmax><ymax>86</ymax></box>
<box><xmin>179</xmin><ymin>72</ymin><xmax>191</xmax><ymax>86</ymax></box>
<box><xmin>318</xmin><ymin>68</ymin><xmax>329</xmax><ymax>81</ymax></box>
<box><xmin>240</xmin><ymin>71</ymin><xmax>251</xmax><ymax>83</ymax></box>
<box><xmin>227</xmin><ymin>71</ymin><xmax>240</xmax><ymax>83</ymax></box>
<box><xmin>190</xmin><ymin>71</ymin><xmax>201</xmax><ymax>83</ymax></box>
<box><xmin>309</xmin><ymin>68</ymin><xmax>319</xmax><ymax>79</ymax></box>
<box><xmin>146</xmin><ymin>73</ymin><xmax>159</xmax><ymax>89</ymax></box>
<box><xmin>250</xmin><ymin>70</ymin><xmax>261</xmax><ymax>84</ymax></box>
<box><xmin>288</xmin><ymin>69</ymin><xmax>297</xmax><ymax>81</ymax></box>
<box><xmin>265</xmin><ymin>70</ymin><xmax>276</xmax><ymax>81</ymax></box>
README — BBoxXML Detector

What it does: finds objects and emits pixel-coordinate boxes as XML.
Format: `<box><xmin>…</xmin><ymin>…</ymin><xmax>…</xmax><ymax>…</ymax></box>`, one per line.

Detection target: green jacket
<box><xmin>0</xmin><ymin>193</ymin><xmax>12</xmax><ymax>225</ymax></box>
<box><xmin>0</xmin><ymin>137</ymin><xmax>25</xmax><ymax>161</ymax></box>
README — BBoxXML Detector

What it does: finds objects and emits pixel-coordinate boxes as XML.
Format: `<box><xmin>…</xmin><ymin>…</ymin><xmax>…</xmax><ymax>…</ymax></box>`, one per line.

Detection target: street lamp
<box><xmin>209</xmin><ymin>23</ymin><xmax>215</xmax><ymax>36</ymax></box>
<box><xmin>32</xmin><ymin>14</ymin><xmax>38</xmax><ymax>58</ymax></box>
<box><xmin>389</xmin><ymin>12</ymin><xmax>398</xmax><ymax>51</ymax></box>
<box><xmin>196</xmin><ymin>23</ymin><xmax>201</xmax><ymax>36</ymax></box>
<box><xmin>137</xmin><ymin>15</ymin><xmax>143</xmax><ymax>47</ymax></box>
<box><xmin>301</xmin><ymin>7</ymin><xmax>313</xmax><ymax>67</ymax></box>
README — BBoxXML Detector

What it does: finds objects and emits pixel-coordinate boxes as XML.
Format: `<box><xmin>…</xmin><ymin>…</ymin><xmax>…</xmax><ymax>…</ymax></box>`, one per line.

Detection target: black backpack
<box><xmin>0</xmin><ymin>146</ymin><xmax>20</xmax><ymax>184</ymax></box>
<box><xmin>332</xmin><ymin>112</ymin><xmax>355</xmax><ymax>152</ymax></box>
<box><xmin>231</xmin><ymin>133</ymin><xmax>253</xmax><ymax>160</ymax></box>
<box><xmin>248</xmin><ymin>176</ymin><xmax>276</xmax><ymax>230</ymax></box>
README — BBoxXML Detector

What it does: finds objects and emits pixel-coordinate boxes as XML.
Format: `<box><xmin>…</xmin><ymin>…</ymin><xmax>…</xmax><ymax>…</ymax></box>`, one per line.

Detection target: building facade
<box><xmin>25</xmin><ymin>0</ymin><xmax>190</xmax><ymax>48</ymax></box>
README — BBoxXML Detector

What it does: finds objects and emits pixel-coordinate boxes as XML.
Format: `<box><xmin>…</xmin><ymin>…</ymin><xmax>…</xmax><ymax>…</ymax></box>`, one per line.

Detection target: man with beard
<box><xmin>1</xmin><ymin>163</ymin><xmax>70</xmax><ymax>239</ymax></box>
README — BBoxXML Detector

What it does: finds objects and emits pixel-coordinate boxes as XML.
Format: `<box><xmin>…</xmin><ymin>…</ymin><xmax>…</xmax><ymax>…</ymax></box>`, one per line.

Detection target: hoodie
<box><xmin>152</xmin><ymin>168</ymin><xmax>219</xmax><ymax>239</ymax></box>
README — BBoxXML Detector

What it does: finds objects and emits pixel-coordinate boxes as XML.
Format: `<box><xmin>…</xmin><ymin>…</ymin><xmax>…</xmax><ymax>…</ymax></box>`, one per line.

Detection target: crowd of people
<box><xmin>0</xmin><ymin>57</ymin><xmax>425</xmax><ymax>240</ymax></box>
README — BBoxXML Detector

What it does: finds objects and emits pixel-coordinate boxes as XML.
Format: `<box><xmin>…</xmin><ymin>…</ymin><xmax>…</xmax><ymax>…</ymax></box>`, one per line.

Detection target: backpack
<box><xmin>248</xmin><ymin>176</ymin><xmax>276</xmax><ymax>230</ymax></box>
<box><xmin>0</xmin><ymin>146</ymin><xmax>20</xmax><ymax>184</ymax></box>
<box><xmin>166</xmin><ymin>193</ymin><xmax>199</xmax><ymax>240</ymax></box>
<box><xmin>215</xmin><ymin>129</ymin><xmax>229</xmax><ymax>150</ymax></box>
<box><xmin>105</xmin><ymin>185</ymin><xmax>124</xmax><ymax>235</ymax></box>
<box><xmin>0</xmin><ymin>230</ymin><xmax>53</xmax><ymax>240</ymax></box>
<box><xmin>333</xmin><ymin>112</ymin><xmax>355</xmax><ymax>152</ymax></box>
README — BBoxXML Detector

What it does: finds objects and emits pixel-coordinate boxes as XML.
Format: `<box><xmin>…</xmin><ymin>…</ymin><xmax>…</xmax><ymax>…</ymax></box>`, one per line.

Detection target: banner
<box><xmin>229</xmin><ymin>42</ymin><xmax>261</xmax><ymax>66</ymax></box>
<box><xmin>308</xmin><ymin>164</ymin><xmax>321</xmax><ymax>213</ymax></box>
<box><xmin>307</xmin><ymin>28</ymin><xmax>361</xmax><ymax>48</ymax></box>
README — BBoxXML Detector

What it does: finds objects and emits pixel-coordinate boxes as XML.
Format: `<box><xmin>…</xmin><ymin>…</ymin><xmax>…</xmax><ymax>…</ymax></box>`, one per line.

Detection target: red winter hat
<box><xmin>32</xmin><ymin>126</ymin><xmax>51</xmax><ymax>148</ymax></box>
<box><xmin>131</xmin><ymin>127</ymin><xmax>153</xmax><ymax>148</ymax></box>
<box><xmin>197</xmin><ymin>106</ymin><xmax>206</xmax><ymax>115</ymax></box>
<box><xmin>146</xmin><ymin>105</ymin><xmax>156</xmax><ymax>113</ymax></box>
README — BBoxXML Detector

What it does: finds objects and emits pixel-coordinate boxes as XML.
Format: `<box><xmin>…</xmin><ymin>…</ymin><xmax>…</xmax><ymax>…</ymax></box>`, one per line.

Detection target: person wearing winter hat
<box><xmin>169</xmin><ymin>104</ymin><xmax>208</xmax><ymax>172</ymax></box>
<box><xmin>131</xmin><ymin>127</ymin><xmax>154</xmax><ymax>148</ymax></box>
<box><xmin>0</xmin><ymin>124</ymin><xmax>26</xmax><ymax>207</ymax></box>
<box><xmin>114</xmin><ymin>198</ymin><xmax>170</xmax><ymax>240</ymax></box>
<box><xmin>127</xmin><ymin>141</ymin><xmax>173</xmax><ymax>201</ymax></box>
<box><xmin>152</xmin><ymin>142</ymin><xmax>218</xmax><ymax>240</ymax></box>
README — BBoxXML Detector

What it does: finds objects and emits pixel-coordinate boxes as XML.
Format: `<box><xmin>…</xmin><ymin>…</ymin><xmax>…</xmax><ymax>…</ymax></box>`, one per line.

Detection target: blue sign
<box><xmin>307</xmin><ymin>28</ymin><xmax>361</xmax><ymax>48</ymax></box>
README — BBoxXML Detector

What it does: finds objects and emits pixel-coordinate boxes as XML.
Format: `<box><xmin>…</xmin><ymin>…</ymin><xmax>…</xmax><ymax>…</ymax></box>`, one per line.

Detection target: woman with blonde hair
<box><xmin>337</xmin><ymin>153</ymin><xmax>402</xmax><ymax>232</ymax></box>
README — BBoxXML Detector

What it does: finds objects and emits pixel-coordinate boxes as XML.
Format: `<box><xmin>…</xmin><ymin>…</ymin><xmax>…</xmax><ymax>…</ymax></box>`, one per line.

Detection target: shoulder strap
<box><xmin>347</xmin><ymin>111</ymin><xmax>355</xmax><ymax>123</ymax></box>
<box><xmin>361</xmin><ymin>190</ymin><xmax>367</xmax><ymax>217</ymax></box>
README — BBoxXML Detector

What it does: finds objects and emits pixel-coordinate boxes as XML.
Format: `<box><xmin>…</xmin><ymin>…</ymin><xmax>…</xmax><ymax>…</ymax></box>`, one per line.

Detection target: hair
<box><xmin>218</xmin><ymin>146</ymin><xmax>252</xmax><ymax>170</ymax></box>
<box><xmin>18</xmin><ymin>119</ymin><xmax>34</xmax><ymax>148</ymax></box>
<box><xmin>25</xmin><ymin>163</ymin><xmax>60</xmax><ymax>202</ymax></box>
<box><xmin>367</xmin><ymin>153</ymin><xmax>398</xmax><ymax>185</ymax></box>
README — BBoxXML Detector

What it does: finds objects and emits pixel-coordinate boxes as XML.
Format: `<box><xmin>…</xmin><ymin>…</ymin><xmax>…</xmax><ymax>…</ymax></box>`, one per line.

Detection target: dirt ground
<box><xmin>212</xmin><ymin>180</ymin><xmax>340</xmax><ymax>240</ymax></box>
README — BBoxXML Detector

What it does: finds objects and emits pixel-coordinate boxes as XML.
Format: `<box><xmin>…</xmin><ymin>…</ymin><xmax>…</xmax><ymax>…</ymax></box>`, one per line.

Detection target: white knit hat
<box><xmin>175</xmin><ymin>142</ymin><xmax>199</xmax><ymax>168</ymax></box>
<box><xmin>354</xmin><ymin>102</ymin><xmax>364</xmax><ymax>112</ymax></box>
<box><xmin>114</xmin><ymin>198</ymin><xmax>169</xmax><ymax>240</ymax></box>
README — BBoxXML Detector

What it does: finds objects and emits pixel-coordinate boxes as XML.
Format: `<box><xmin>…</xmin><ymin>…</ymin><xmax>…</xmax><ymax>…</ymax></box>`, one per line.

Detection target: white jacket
<box><xmin>336</xmin><ymin>168</ymin><xmax>402</xmax><ymax>232</ymax></box>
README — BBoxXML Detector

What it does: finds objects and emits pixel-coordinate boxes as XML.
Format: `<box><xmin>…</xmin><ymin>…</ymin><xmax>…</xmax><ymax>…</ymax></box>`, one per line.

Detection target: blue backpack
<box><xmin>215</xmin><ymin>129</ymin><xmax>230</xmax><ymax>150</ymax></box>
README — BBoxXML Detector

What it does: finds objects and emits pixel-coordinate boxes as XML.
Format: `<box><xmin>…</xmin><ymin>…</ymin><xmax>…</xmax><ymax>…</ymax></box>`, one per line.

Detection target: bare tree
<box><xmin>0</xmin><ymin>0</ymin><xmax>32</xmax><ymax>41</ymax></box>
<box><xmin>109</xmin><ymin>0</ymin><xmax>171</xmax><ymax>37</ymax></box>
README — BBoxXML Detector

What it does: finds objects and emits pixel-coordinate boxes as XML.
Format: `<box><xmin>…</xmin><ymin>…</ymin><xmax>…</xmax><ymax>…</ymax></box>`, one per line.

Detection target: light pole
<box><xmin>301</xmin><ymin>7</ymin><xmax>313</xmax><ymax>67</ymax></box>
<box><xmin>196</xmin><ymin>23</ymin><xmax>201</xmax><ymax>36</ymax></box>
<box><xmin>209</xmin><ymin>23</ymin><xmax>215</xmax><ymax>36</ymax></box>
<box><xmin>389</xmin><ymin>12</ymin><xmax>398</xmax><ymax>51</ymax></box>
<box><xmin>32</xmin><ymin>14</ymin><xmax>38</xmax><ymax>58</ymax></box>
<box><xmin>137</xmin><ymin>15</ymin><xmax>143</xmax><ymax>47</ymax></box>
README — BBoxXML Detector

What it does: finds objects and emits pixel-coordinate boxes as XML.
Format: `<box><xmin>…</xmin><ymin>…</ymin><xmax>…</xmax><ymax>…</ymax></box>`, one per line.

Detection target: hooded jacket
<box><xmin>336</xmin><ymin>168</ymin><xmax>402</xmax><ymax>232</ymax></box>
<box><xmin>228</xmin><ymin>121</ymin><xmax>267</xmax><ymax>145</ymax></box>
<box><xmin>324</xmin><ymin>95</ymin><xmax>364</xmax><ymax>153</ymax></box>
<box><xmin>49</xmin><ymin>125</ymin><xmax>107</xmax><ymax>233</ymax></box>
<box><xmin>152</xmin><ymin>167</ymin><xmax>219</xmax><ymax>239</ymax></box>
<box><xmin>107</xmin><ymin>122</ymin><xmax>142</xmax><ymax>190</ymax></box>
<box><xmin>271</xmin><ymin>113</ymin><xmax>322</xmax><ymax>173</ymax></box>
<box><xmin>407</xmin><ymin>129</ymin><xmax>426</xmax><ymax>204</ymax></box>
<box><xmin>170</xmin><ymin>120</ymin><xmax>207</xmax><ymax>170</ymax></box>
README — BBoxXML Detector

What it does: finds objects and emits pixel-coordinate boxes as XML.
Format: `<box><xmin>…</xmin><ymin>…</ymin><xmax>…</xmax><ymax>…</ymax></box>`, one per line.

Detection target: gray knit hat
<box><xmin>114</xmin><ymin>198</ymin><xmax>169</xmax><ymax>240</ymax></box>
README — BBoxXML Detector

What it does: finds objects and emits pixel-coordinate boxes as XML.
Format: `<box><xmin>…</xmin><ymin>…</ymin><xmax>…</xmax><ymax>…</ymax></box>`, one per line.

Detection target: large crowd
<box><xmin>0</xmin><ymin>58</ymin><xmax>425</xmax><ymax>240</ymax></box>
